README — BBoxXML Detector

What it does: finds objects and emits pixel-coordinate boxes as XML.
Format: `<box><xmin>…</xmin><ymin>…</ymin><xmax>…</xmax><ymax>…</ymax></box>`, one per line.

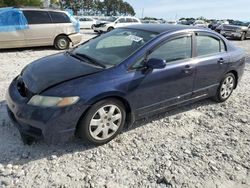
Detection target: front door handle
<box><xmin>218</xmin><ymin>58</ymin><xmax>225</xmax><ymax>64</ymax></box>
<box><xmin>183</xmin><ymin>65</ymin><xmax>192</xmax><ymax>74</ymax></box>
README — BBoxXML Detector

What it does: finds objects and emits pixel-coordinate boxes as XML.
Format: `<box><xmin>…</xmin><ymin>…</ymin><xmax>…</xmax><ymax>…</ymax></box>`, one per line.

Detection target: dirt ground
<box><xmin>0</xmin><ymin>30</ymin><xmax>249</xmax><ymax>188</ymax></box>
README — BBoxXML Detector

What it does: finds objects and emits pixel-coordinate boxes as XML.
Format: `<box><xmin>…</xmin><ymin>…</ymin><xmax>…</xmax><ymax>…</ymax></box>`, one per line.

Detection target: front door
<box><xmin>127</xmin><ymin>34</ymin><xmax>196</xmax><ymax>116</ymax></box>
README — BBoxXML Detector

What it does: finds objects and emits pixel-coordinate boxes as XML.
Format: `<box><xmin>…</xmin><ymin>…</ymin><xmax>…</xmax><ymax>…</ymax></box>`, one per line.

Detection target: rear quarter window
<box><xmin>49</xmin><ymin>12</ymin><xmax>71</xmax><ymax>23</ymax></box>
<box><xmin>23</xmin><ymin>10</ymin><xmax>51</xmax><ymax>24</ymax></box>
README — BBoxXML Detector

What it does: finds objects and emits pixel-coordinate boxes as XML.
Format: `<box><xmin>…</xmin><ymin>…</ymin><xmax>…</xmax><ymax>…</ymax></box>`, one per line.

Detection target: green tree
<box><xmin>0</xmin><ymin>0</ymin><xmax>41</xmax><ymax>7</ymax></box>
<box><xmin>59</xmin><ymin>0</ymin><xmax>135</xmax><ymax>16</ymax></box>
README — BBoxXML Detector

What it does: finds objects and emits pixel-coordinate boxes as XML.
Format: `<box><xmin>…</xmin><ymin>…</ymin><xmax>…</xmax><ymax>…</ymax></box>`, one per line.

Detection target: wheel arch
<box><xmin>75</xmin><ymin>94</ymin><xmax>134</xmax><ymax>137</ymax></box>
<box><xmin>226</xmin><ymin>70</ymin><xmax>238</xmax><ymax>89</ymax></box>
<box><xmin>53</xmin><ymin>34</ymin><xmax>72</xmax><ymax>45</ymax></box>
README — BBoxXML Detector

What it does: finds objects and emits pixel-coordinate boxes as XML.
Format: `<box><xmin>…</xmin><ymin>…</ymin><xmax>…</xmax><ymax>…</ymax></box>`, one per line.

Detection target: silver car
<box><xmin>0</xmin><ymin>8</ymin><xmax>82</xmax><ymax>50</ymax></box>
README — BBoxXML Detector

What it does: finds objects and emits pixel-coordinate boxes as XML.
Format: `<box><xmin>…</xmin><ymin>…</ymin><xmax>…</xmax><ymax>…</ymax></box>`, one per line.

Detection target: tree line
<box><xmin>60</xmin><ymin>0</ymin><xmax>135</xmax><ymax>16</ymax></box>
<box><xmin>0</xmin><ymin>0</ymin><xmax>135</xmax><ymax>16</ymax></box>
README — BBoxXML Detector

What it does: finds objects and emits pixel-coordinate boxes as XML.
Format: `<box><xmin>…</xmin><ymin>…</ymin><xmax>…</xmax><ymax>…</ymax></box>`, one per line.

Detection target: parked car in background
<box><xmin>93</xmin><ymin>16</ymin><xmax>141</xmax><ymax>33</ymax></box>
<box><xmin>210</xmin><ymin>20</ymin><xmax>229</xmax><ymax>30</ymax></box>
<box><xmin>0</xmin><ymin>8</ymin><xmax>81</xmax><ymax>50</ymax></box>
<box><xmin>7</xmin><ymin>24</ymin><xmax>245</xmax><ymax>145</ymax></box>
<box><xmin>220</xmin><ymin>21</ymin><xmax>250</xmax><ymax>40</ymax></box>
<box><xmin>76</xmin><ymin>16</ymin><xmax>97</xmax><ymax>29</ymax></box>
<box><xmin>178</xmin><ymin>19</ymin><xmax>195</xmax><ymax>26</ymax></box>
<box><xmin>141</xmin><ymin>20</ymin><xmax>161</xmax><ymax>24</ymax></box>
<box><xmin>166</xmin><ymin>20</ymin><xmax>177</xmax><ymax>25</ymax></box>
<box><xmin>193</xmin><ymin>20</ymin><xmax>208</xmax><ymax>28</ymax></box>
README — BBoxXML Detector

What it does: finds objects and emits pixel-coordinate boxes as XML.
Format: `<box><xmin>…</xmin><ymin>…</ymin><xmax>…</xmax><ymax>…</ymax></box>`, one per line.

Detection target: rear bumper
<box><xmin>68</xmin><ymin>33</ymin><xmax>82</xmax><ymax>46</ymax></box>
<box><xmin>6</xmin><ymin>78</ymin><xmax>89</xmax><ymax>144</ymax></box>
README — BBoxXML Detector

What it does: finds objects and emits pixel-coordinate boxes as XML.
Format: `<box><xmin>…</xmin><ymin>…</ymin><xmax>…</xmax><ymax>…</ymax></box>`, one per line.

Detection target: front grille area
<box><xmin>16</xmin><ymin>76</ymin><xmax>34</xmax><ymax>98</ymax></box>
<box><xmin>223</xmin><ymin>27</ymin><xmax>237</xmax><ymax>32</ymax></box>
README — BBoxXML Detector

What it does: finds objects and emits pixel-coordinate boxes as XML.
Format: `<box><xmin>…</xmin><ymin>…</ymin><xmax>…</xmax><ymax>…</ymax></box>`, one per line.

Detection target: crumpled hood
<box><xmin>21</xmin><ymin>53</ymin><xmax>103</xmax><ymax>93</ymax></box>
<box><xmin>223</xmin><ymin>24</ymin><xmax>248</xmax><ymax>31</ymax></box>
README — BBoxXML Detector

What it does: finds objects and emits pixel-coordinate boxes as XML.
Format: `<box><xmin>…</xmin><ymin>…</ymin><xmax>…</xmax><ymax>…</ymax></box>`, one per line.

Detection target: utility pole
<box><xmin>141</xmin><ymin>8</ymin><xmax>144</xmax><ymax>19</ymax></box>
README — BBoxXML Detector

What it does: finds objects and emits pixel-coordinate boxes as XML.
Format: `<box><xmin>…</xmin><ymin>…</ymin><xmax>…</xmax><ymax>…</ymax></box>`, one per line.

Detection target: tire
<box><xmin>77</xmin><ymin>99</ymin><xmax>126</xmax><ymax>145</ymax></box>
<box><xmin>107</xmin><ymin>27</ymin><xmax>114</xmax><ymax>32</ymax></box>
<box><xmin>240</xmin><ymin>32</ymin><xmax>246</xmax><ymax>41</ymax></box>
<box><xmin>212</xmin><ymin>73</ymin><xmax>236</xmax><ymax>102</ymax></box>
<box><xmin>54</xmin><ymin>35</ymin><xmax>70</xmax><ymax>50</ymax></box>
<box><xmin>20</xmin><ymin>133</ymin><xmax>35</xmax><ymax>145</ymax></box>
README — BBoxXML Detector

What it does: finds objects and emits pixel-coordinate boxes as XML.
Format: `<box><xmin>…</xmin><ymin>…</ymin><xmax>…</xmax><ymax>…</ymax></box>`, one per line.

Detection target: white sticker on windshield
<box><xmin>126</xmin><ymin>35</ymin><xmax>143</xmax><ymax>42</ymax></box>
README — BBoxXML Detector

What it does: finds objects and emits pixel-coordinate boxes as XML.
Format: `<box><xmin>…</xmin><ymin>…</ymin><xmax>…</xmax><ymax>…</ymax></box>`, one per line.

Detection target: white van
<box><xmin>0</xmin><ymin>8</ymin><xmax>82</xmax><ymax>50</ymax></box>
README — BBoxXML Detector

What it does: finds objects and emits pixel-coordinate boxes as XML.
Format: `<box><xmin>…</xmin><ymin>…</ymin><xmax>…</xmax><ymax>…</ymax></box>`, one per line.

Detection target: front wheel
<box><xmin>107</xmin><ymin>27</ymin><xmax>114</xmax><ymax>32</ymax></box>
<box><xmin>77</xmin><ymin>99</ymin><xmax>126</xmax><ymax>145</ymax></box>
<box><xmin>212</xmin><ymin>73</ymin><xmax>236</xmax><ymax>102</ymax></box>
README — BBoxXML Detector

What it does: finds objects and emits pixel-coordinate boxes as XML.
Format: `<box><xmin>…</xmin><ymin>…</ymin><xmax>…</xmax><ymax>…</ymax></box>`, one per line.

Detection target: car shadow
<box><xmin>0</xmin><ymin>46</ymin><xmax>59</xmax><ymax>53</ymax></box>
<box><xmin>0</xmin><ymin>98</ymin><xmax>216</xmax><ymax>165</ymax></box>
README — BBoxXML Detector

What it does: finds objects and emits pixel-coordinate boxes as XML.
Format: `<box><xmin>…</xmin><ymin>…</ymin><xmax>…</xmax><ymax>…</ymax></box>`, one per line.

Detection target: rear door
<box><xmin>49</xmin><ymin>11</ymin><xmax>74</xmax><ymax>35</ymax></box>
<box><xmin>193</xmin><ymin>32</ymin><xmax>229</xmax><ymax>97</ymax></box>
<box><xmin>23</xmin><ymin>10</ymin><xmax>55</xmax><ymax>47</ymax></box>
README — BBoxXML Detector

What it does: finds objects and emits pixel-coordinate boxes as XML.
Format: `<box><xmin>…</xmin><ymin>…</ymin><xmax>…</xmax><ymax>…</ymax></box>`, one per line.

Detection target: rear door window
<box><xmin>196</xmin><ymin>35</ymin><xmax>221</xmax><ymax>56</ymax></box>
<box><xmin>23</xmin><ymin>10</ymin><xmax>52</xmax><ymax>24</ymax></box>
<box><xmin>49</xmin><ymin>12</ymin><xmax>71</xmax><ymax>23</ymax></box>
<box><xmin>127</xmin><ymin>18</ymin><xmax>133</xmax><ymax>23</ymax></box>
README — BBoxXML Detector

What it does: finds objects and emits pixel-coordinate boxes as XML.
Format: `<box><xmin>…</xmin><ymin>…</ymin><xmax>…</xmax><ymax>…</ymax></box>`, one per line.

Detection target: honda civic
<box><xmin>6</xmin><ymin>24</ymin><xmax>245</xmax><ymax>145</ymax></box>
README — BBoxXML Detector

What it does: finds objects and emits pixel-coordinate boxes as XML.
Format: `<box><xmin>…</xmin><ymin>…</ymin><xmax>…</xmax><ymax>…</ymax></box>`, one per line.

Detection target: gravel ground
<box><xmin>0</xmin><ymin>31</ymin><xmax>249</xmax><ymax>188</ymax></box>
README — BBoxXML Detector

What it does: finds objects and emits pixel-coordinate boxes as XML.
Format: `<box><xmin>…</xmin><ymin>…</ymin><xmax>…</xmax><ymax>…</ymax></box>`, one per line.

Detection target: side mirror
<box><xmin>146</xmin><ymin>58</ymin><xmax>166</xmax><ymax>69</ymax></box>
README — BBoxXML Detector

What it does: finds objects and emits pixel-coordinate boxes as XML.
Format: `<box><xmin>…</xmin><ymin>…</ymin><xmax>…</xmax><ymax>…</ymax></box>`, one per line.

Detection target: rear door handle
<box><xmin>218</xmin><ymin>58</ymin><xmax>225</xmax><ymax>64</ymax></box>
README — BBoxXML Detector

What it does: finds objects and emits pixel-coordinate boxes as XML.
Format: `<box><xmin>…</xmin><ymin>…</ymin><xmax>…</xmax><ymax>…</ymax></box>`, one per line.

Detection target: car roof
<box><xmin>20</xmin><ymin>8</ymin><xmax>66</xmax><ymax>13</ymax></box>
<box><xmin>124</xmin><ymin>24</ymin><xmax>201</xmax><ymax>34</ymax></box>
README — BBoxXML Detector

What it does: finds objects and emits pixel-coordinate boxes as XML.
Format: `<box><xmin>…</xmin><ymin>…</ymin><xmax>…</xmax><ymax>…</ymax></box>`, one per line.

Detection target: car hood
<box><xmin>223</xmin><ymin>24</ymin><xmax>247</xmax><ymax>30</ymax></box>
<box><xmin>21</xmin><ymin>53</ymin><xmax>103</xmax><ymax>93</ymax></box>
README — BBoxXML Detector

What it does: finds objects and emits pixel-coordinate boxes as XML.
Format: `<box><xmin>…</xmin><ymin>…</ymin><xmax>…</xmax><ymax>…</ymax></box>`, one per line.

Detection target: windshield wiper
<box><xmin>66</xmin><ymin>51</ymin><xmax>106</xmax><ymax>69</ymax></box>
<box><xmin>75</xmin><ymin>53</ymin><xmax>106</xmax><ymax>68</ymax></box>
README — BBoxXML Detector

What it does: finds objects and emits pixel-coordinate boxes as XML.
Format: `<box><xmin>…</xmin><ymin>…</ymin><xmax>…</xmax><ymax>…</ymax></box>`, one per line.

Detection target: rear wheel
<box><xmin>212</xmin><ymin>73</ymin><xmax>236</xmax><ymax>102</ymax></box>
<box><xmin>77</xmin><ymin>99</ymin><xmax>126</xmax><ymax>145</ymax></box>
<box><xmin>54</xmin><ymin>35</ymin><xmax>70</xmax><ymax>50</ymax></box>
<box><xmin>20</xmin><ymin>133</ymin><xmax>35</xmax><ymax>145</ymax></box>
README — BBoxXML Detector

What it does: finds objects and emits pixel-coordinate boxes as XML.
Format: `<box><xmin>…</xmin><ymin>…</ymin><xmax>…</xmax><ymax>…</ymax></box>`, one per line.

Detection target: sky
<box><xmin>125</xmin><ymin>0</ymin><xmax>250</xmax><ymax>21</ymax></box>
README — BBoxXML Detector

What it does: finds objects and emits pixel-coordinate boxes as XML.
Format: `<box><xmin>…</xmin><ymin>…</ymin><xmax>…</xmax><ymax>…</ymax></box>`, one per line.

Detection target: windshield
<box><xmin>73</xmin><ymin>29</ymin><xmax>157</xmax><ymax>67</ymax></box>
<box><xmin>231</xmin><ymin>21</ymin><xmax>249</xmax><ymax>26</ymax></box>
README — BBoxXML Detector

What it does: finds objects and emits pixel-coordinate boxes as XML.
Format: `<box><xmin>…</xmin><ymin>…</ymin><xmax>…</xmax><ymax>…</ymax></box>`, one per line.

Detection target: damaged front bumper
<box><xmin>6</xmin><ymin>78</ymin><xmax>89</xmax><ymax>144</ymax></box>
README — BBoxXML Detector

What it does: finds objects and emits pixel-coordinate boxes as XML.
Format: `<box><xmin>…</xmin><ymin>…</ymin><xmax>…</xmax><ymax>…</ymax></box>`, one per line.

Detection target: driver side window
<box><xmin>131</xmin><ymin>35</ymin><xmax>192</xmax><ymax>69</ymax></box>
<box><xmin>117</xmin><ymin>18</ymin><xmax>126</xmax><ymax>23</ymax></box>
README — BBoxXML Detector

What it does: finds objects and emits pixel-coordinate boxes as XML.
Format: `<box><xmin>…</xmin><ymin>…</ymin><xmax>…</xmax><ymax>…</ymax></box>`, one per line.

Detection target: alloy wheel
<box><xmin>220</xmin><ymin>75</ymin><xmax>235</xmax><ymax>99</ymax></box>
<box><xmin>89</xmin><ymin>105</ymin><xmax>122</xmax><ymax>141</ymax></box>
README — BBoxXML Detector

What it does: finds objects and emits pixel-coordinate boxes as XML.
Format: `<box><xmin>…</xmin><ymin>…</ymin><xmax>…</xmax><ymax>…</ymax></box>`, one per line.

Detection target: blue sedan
<box><xmin>6</xmin><ymin>24</ymin><xmax>245</xmax><ymax>145</ymax></box>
